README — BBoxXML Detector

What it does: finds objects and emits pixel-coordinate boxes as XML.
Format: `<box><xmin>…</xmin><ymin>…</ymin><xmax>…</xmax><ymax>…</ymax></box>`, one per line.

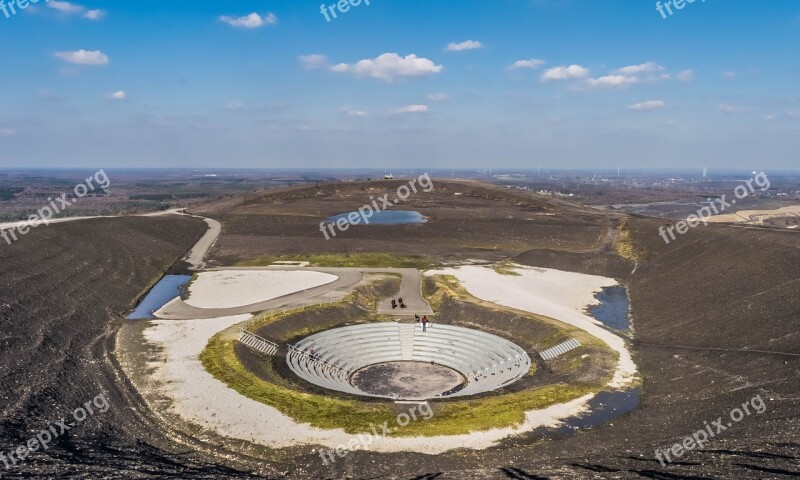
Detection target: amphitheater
<box><xmin>286</xmin><ymin>322</ymin><xmax>532</xmax><ymax>400</ymax></box>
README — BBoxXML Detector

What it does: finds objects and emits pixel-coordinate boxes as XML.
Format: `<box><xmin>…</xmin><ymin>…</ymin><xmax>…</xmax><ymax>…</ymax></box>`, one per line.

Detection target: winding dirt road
<box><xmin>156</xmin><ymin>266</ymin><xmax>434</xmax><ymax>320</ymax></box>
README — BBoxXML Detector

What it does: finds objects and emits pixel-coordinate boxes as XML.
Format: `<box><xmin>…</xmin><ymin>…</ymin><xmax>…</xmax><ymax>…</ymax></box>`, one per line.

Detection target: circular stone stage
<box><xmin>287</xmin><ymin>322</ymin><xmax>531</xmax><ymax>400</ymax></box>
<box><xmin>351</xmin><ymin>361</ymin><xmax>464</xmax><ymax>399</ymax></box>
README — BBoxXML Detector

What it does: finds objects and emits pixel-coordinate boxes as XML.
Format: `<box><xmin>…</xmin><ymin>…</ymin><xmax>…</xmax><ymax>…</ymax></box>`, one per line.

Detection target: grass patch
<box><xmin>236</xmin><ymin>253</ymin><xmax>434</xmax><ymax>270</ymax></box>
<box><xmin>422</xmin><ymin>383</ymin><xmax>595</xmax><ymax>435</ymax></box>
<box><xmin>201</xmin><ymin>331</ymin><xmax>600</xmax><ymax>436</ymax></box>
<box><xmin>201</xmin><ymin>331</ymin><xmax>393</xmax><ymax>433</ymax></box>
<box><xmin>492</xmin><ymin>259</ymin><xmax>522</xmax><ymax>276</ymax></box>
<box><xmin>615</xmin><ymin>218</ymin><xmax>642</xmax><ymax>261</ymax></box>
<box><xmin>199</xmin><ymin>275</ymin><xmax>613</xmax><ymax>437</ymax></box>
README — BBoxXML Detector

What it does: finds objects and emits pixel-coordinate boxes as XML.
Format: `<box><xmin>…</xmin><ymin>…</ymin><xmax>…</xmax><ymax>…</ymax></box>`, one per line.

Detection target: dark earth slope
<box><xmin>464</xmin><ymin>217</ymin><xmax>800</xmax><ymax>479</ymax></box>
<box><xmin>193</xmin><ymin>180</ymin><xmax>611</xmax><ymax>265</ymax></box>
<box><xmin>1</xmin><ymin>185</ymin><xmax>797</xmax><ymax>479</ymax></box>
<box><xmin>0</xmin><ymin>216</ymin><xmax>262</xmax><ymax>478</ymax></box>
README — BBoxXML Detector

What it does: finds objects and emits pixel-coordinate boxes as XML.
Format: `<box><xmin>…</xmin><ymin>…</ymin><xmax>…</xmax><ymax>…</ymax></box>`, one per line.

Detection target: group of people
<box><xmin>391</xmin><ymin>298</ymin><xmax>431</xmax><ymax>331</ymax></box>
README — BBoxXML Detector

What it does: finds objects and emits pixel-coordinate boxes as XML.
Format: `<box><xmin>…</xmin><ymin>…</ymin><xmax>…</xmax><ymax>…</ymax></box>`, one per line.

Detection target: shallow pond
<box><xmin>325</xmin><ymin>209</ymin><xmax>427</xmax><ymax>225</ymax></box>
<box><xmin>530</xmin><ymin>388</ymin><xmax>640</xmax><ymax>440</ymax></box>
<box><xmin>127</xmin><ymin>275</ymin><xmax>192</xmax><ymax>319</ymax></box>
<box><xmin>589</xmin><ymin>285</ymin><xmax>630</xmax><ymax>331</ymax></box>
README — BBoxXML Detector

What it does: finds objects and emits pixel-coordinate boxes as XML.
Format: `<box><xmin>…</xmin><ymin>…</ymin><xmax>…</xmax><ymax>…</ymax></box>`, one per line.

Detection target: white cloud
<box><xmin>48</xmin><ymin>1</ymin><xmax>83</xmax><ymax>13</ymax></box>
<box><xmin>718</xmin><ymin>104</ymin><xmax>745</xmax><ymax>114</ymax></box>
<box><xmin>587</xmin><ymin>75</ymin><xmax>638</xmax><ymax>88</ymax></box>
<box><xmin>427</xmin><ymin>93</ymin><xmax>448</xmax><ymax>101</ymax></box>
<box><xmin>628</xmin><ymin>100</ymin><xmax>665</xmax><ymax>111</ymax></box>
<box><xmin>299</xmin><ymin>54</ymin><xmax>328</xmax><ymax>70</ymax></box>
<box><xmin>616</xmin><ymin>62</ymin><xmax>663</xmax><ymax>75</ymax></box>
<box><xmin>330</xmin><ymin>53</ymin><xmax>443</xmax><ymax>82</ymax></box>
<box><xmin>339</xmin><ymin>107</ymin><xmax>367</xmax><ymax>117</ymax></box>
<box><xmin>788</xmin><ymin>110</ymin><xmax>799</xmax><ymax>119</ymax></box>
<box><xmin>393</xmin><ymin>104</ymin><xmax>429</xmax><ymax>114</ymax></box>
<box><xmin>54</xmin><ymin>50</ymin><xmax>109</xmax><ymax>66</ymax></box>
<box><xmin>509</xmin><ymin>59</ymin><xmax>545</xmax><ymax>70</ymax></box>
<box><xmin>445</xmin><ymin>40</ymin><xmax>483</xmax><ymax>52</ymax></box>
<box><xmin>84</xmin><ymin>9</ymin><xmax>105</xmax><ymax>20</ymax></box>
<box><xmin>106</xmin><ymin>90</ymin><xmax>126</xmax><ymax>100</ymax></box>
<box><xmin>568</xmin><ymin>63</ymin><xmax>691</xmax><ymax>89</ymax></box>
<box><xmin>0</xmin><ymin>128</ymin><xmax>16</xmax><ymax>137</ymax></box>
<box><xmin>600</xmin><ymin>63</ymin><xmax>669</xmax><ymax>86</ymax></box>
<box><xmin>220</xmin><ymin>12</ymin><xmax>277</xmax><ymax>28</ymax></box>
<box><xmin>722</xmin><ymin>71</ymin><xmax>736</xmax><ymax>79</ymax></box>
<box><xmin>540</xmin><ymin>64</ymin><xmax>588</xmax><ymax>82</ymax></box>
<box><xmin>48</xmin><ymin>1</ymin><xmax>105</xmax><ymax>20</ymax></box>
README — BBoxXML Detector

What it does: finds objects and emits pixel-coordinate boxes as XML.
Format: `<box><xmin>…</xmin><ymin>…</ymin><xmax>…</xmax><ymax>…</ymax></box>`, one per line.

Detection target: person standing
<box><xmin>421</xmin><ymin>315</ymin><xmax>429</xmax><ymax>332</ymax></box>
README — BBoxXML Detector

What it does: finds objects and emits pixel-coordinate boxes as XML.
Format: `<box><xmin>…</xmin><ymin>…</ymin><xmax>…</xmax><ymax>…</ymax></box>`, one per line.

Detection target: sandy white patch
<box><xmin>184</xmin><ymin>270</ymin><xmax>338</xmax><ymax>309</ymax></box>
<box><xmin>705</xmin><ymin>205</ymin><xmax>800</xmax><ymax>225</ymax></box>
<box><xmin>429</xmin><ymin>265</ymin><xmax>638</xmax><ymax>388</ymax></box>
<box><xmin>143</xmin><ymin>314</ymin><xmax>597</xmax><ymax>453</ymax></box>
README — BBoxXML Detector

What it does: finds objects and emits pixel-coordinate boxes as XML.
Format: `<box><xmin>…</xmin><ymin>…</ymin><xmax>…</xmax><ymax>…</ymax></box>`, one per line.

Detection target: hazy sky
<box><xmin>0</xmin><ymin>0</ymin><xmax>798</xmax><ymax>169</ymax></box>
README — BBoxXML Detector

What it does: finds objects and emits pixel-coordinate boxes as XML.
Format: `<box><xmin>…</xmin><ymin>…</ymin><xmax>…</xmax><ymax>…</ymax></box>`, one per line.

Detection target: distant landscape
<box><xmin>2</xmin><ymin>1</ymin><xmax>799</xmax><ymax>479</ymax></box>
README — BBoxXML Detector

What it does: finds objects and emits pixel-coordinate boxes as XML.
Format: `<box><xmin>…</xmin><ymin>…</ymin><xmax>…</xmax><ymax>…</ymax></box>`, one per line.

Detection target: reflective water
<box><xmin>530</xmin><ymin>388</ymin><xmax>640</xmax><ymax>440</ymax></box>
<box><xmin>127</xmin><ymin>275</ymin><xmax>192</xmax><ymax>319</ymax></box>
<box><xmin>589</xmin><ymin>285</ymin><xmax>630</xmax><ymax>331</ymax></box>
<box><xmin>325</xmin><ymin>210</ymin><xmax>427</xmax><ymax>225</ymax></box>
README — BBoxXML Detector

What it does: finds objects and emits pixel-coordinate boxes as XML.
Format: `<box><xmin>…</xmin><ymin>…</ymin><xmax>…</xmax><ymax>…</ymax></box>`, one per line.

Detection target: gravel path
<box><xmin>156</xmin><ymin>267</ymin><xmax>433</xmax><ymax>320</ymax></box>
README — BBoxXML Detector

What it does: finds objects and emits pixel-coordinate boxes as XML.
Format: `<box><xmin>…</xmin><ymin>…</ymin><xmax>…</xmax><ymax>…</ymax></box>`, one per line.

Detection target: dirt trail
<box><xmin>179</xmin><ymin>215</ymin><xmax>221</xmax><ymax>270</ymax></box>
<box><xmin>0</xmin><ymin>208</ymin><xmax>186</xmax><ymax>231</ymax></box>
<box><xmin>156</xmin><ymin>266</ymin><xmax>433</xmax><ymax>320</ymax></box>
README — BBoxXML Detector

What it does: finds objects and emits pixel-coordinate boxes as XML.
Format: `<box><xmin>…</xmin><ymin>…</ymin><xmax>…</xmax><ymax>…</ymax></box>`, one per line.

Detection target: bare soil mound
<box><xmin>3</xmin><ymin>180</ymin><xmax>798</xmax><ymax>479</ymax></box>
<box><xmin>0</xmin><ymin>216</ymin><xmax>260</xmax><ymax>478</ymax></box>
<box><xmin>191</xmin><ymin>180</ymin><xmax>611</xmax><ymax>266</ymax></box>
<box><xmin>515</xmin><ymin>249</ymin><xmax>634</xmax><ymax>279</ymax></box>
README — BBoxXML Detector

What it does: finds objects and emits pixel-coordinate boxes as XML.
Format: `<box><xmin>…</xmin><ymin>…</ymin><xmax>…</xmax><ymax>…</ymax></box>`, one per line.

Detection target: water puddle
<box><xmin>325</xmin><ymin>210</ymin><xmax>427</xmax><ymax>225</ymax></box>
<box><xmin>529</xmin><ymin>388</ymin><xmax>640</xmax><ymax>440</ymax></box>
<box><xmin>589</xmin><ymin>285</ymin><xmax>630</xmax><ymax>331</ymax></box>
<box><xmin>127</xmin><ymin>275</ymin><xmax>192</xmax><ymax>319</ymax></box>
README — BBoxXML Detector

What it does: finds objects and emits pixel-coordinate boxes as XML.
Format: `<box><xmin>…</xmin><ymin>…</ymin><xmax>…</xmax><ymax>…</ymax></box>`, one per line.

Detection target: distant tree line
<box><xmin>129</xmin><ymin>192</ymin><xmax>215</xmax><ymax>202</ymax></box>
<box><xmin>0</xmin><ymin>187</ymin><xmax>24</xmax><ymax>201</ymax></box>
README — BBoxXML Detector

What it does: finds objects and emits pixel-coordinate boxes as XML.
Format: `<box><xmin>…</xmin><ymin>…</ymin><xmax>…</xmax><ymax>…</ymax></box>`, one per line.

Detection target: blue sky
<box><xmin>0</xmin><ymin>0</ymin><xmax>798</xmax><ymax>169</ymax></box>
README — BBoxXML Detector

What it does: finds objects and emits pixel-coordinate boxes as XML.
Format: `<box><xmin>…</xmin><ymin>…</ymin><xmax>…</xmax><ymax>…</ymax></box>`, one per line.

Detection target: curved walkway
<box><xmin>179</xmin><ymin>214</ymin><xmax>221</xmax><ymax>270</ymax></box>
<box><xmin>364</xmin><ymin>267</ymin><xmax>434</xmax><ymax>315</ymax></box>
<box><xmin>156</xmin><ymin>268</ymin><xmax>362</xmax><ymax>319</ymax></box>
<box><xmin>156</xmin><ymin>267</ymin><xmax>433</xmax><ymax>320</ymax></box>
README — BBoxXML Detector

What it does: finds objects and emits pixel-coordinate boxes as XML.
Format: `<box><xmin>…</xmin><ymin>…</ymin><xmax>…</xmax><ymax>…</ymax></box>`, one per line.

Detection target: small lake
<box><xmin>325</xmin><ymin>210</ymin><xmax>427</xmax><ymax>226</ymax></box>
<box><xmin>588</xmin><ymin>285</ymin><xmax>630</xmax><ymax>331</ymax></box>
<box><xmin>127</xmin><ymin>275</ymin><xmax>192</xmax><ymax>320</ymax></box>
<box><xmin>529</xmin><ymin>388</ymin><xmax>640</xmax><ymax>440</ymax></box>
